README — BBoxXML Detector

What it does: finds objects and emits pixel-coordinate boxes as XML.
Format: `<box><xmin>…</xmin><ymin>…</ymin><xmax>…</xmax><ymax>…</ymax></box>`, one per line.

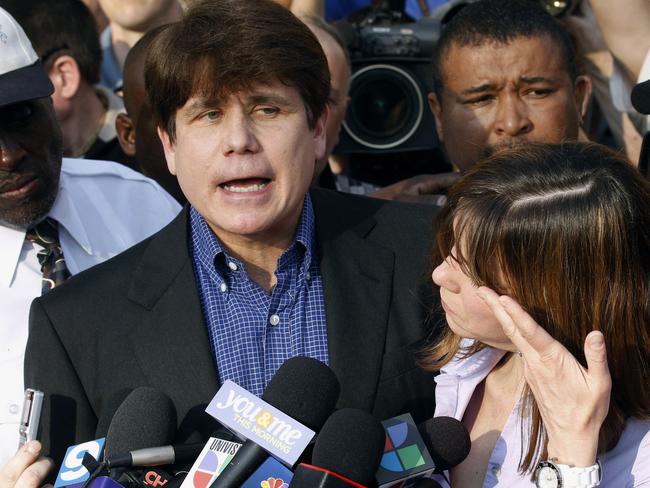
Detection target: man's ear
<box><xmin>157</xmin><ymin>125</ymin><xmax>177</xmax><ymax>175</ymax></box>
<box><xmin>115</xmin><ymin>113</ymin><xmax>136</xmax><ymax>156</ymax></box>
<box><xmin>48</xmin><ymin>54</ymin><xmax>81</xmax><ymax>99</ymax></box>
<box><xmin>428</xmin><ymin>92</ymin><xmax>444</xmax><ymax>143</ymax></box>
<box><xmin>313</xmin><ymin>104</ymin><xmax>329</xmax><ymax>163</ymax></box>
<box><xmin>574</xmin><ymin>74</ymin><xmax>593</xmax><ymax>121</ymax></box>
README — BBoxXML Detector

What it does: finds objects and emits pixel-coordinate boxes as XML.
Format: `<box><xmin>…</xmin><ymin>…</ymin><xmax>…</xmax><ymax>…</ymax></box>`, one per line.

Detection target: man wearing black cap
<box><xmin>0</xmin><ymin>6</ymin><xmax>180</xmax><ymax>466</ymax></box>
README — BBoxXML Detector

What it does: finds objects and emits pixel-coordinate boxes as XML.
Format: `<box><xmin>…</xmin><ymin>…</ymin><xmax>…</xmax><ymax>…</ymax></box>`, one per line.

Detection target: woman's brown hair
<box><xmin>422</xmin><ymin>142</ymin><xmax>650</xmax><ymax>472</ymax></box>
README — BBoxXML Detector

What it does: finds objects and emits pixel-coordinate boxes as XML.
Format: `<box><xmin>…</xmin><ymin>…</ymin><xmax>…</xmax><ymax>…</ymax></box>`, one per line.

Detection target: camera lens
<box><xmin>343</xmin><ymin>64</ymin><xmax>424</xmax><ymax>150</ymax></box>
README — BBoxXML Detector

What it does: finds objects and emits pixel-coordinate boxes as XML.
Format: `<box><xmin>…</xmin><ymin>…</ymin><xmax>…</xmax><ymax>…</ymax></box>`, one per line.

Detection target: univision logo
<box><xmin>186</xmin><ymin>439</ymin><xmax>240</xmax><ymax>488</ymax></box>
<box><xmin>380</xmin><ymin>421</ymin><xmax>426</xmax><ymax>472</ymax></box>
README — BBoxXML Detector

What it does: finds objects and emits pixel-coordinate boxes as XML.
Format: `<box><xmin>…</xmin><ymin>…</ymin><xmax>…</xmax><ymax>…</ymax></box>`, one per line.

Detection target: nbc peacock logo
<box><xmin>260</xmin><ymin>478</ymin><xmax>288</xmax><ymax>488</ymax></box>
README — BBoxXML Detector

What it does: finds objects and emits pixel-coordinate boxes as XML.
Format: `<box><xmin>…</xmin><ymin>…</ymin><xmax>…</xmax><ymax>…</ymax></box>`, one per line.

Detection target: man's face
<box><xmin>159</xmin><ymin>81</ymin><xmax>327</xmax><ymax>242</ymax></box>
<box><xmin>124</xmin><ymin>68</ymin><xmax>168</xmax><ymax>187</ymax></box>
<box><xmin>0</xmin><ymin>98</ymin><xmax>62</xmax><ymax>227</ymax></box>
<box><xmin>429</xmin><ymin>35</ymin><xmax>591</xmax><ymax>171</ymax></box>
<box><xmin>321</xmin><ymin>35</ymin><xmax>350</xmax><ymax>160</ymax></box>
<box><xmin>310</xmin><ymin>26</ymin><xmax>350</xmax><ymax>179</ymax></box>
<box><xmin>98</xmin><ymin>0</ymin><xmax>178</xmax><ymax>31</ymax></box>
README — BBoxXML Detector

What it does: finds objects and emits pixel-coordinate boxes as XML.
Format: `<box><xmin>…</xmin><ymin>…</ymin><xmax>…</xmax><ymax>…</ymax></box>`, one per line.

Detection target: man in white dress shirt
<box><xmin>0</xmin><ymin>7</ymin><xmax>180</xmax><ymax>465</ymax></box>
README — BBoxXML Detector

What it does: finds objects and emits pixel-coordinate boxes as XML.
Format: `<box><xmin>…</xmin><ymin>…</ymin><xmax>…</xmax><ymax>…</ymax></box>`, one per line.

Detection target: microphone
<box><xmin>376</xmin><ymin>413</ymin><xmax>436</xmax><ymax>487</ymax></box>
<box><xmin>54</xmin><ymin>438</ymin><xmax>107</xmax><ymax>488</ymax></box>
<box><xmin>418</xmin><ymin>416</ymin><xmax>470</xmax><ymax>473</ymax></box>
<box><xmin>106</xmin><ymin>443</ymin><xmax>206</xmax><ymax>468</ymax></box>
<box><xmin>177</xmin><ymin>436</ymin><xmax>243</xmax><ymax>488</ymax></box>
<box><xmin>95</xmin><ymin>389</ymin><xmax>134</xmax><ymax>438</ymax></box>
<box><xmin>103</xmin><ymin>387</ymin><xmax>178</xmax><ymax>465</ymax></box>
<box><xmin>240</xmin><ymin>457</ymin><xmax>294</xmax><ymax>488</ymax></box>
<box><xmin>289</xmin><ymin>408</ymin><xmax>386</xmax><ymax>488</ymax></box>
<box><xmin>411</xmin><ymin>480</ymin><xmax>444</xmax><ymax>488</ymax></box>
<box><xmin>207</xmin><ymin>356</ymin><xmax>341</xmax><ymax>487</ymax></box>
<box><xmin>103</xmin><ymin>389</ymin><xmax>233</xmax><ymax>471</ymax></box>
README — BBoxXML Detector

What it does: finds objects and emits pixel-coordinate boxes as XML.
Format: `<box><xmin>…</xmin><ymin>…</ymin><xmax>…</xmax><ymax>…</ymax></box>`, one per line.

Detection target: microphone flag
<box><xmin>205</xmin><ymin>380</ymin><xmax>314</xmax><ymax>466</ymax></box>
<box><xmin>178</xmin><ymin>437</ymin><xmax>242</xmax><ymax>488</ymax></box>
<box><xmin>240</xmin><ymin>457</ymin><xmax>294</xmax><ymax>488</ymax></box>
<box><xmin>54</xmin><ymin>438</ymin><xmax>106</xmax><ymax>488</ymax></box>
<box><xmin>375</xmin><ymin>414</ymin><xmax>435</xmax><ymax>488</ymax></box>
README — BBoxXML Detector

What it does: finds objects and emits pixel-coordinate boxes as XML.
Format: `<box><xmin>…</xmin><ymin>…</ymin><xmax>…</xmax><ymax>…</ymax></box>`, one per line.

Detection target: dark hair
<box><xmin>423</xmin><ymin>142</ymin><xmax>650</xmax><ymax>472</ymax></box>
<box><xmin>1</xmin><ymin>0</ymin><xmax>102</xmax><ymax>84</ymax></box>
<box><xmin>145</xmin><ymin>0</ymin><xmax>330</xmax><ymax>142</ymax></box>
<box><xmin>431</xmin><ymin>0</ymin><xmax>578</xmax><ymax>100</ymax></box>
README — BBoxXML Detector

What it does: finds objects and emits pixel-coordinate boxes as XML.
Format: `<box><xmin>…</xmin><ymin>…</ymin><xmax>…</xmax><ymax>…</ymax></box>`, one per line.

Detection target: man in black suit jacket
<box><xmin>25</xmin><ymin>0</ymin><xmax>439</xmax><ymax>465</ymax></box>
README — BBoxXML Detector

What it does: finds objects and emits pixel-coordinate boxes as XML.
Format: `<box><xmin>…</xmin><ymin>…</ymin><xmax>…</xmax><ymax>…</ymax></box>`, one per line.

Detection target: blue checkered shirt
<box><xmin>189</xmin><ymin>195</ymin><xmax>329</xmax><ymax>397</ymax></box>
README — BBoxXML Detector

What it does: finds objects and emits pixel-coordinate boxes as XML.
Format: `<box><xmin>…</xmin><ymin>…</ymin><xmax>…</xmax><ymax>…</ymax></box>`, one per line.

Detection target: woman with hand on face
<box><xmin>425</xmin><ymin>142</ymin><xmax>650</xmax><ymax>488</ymax></box>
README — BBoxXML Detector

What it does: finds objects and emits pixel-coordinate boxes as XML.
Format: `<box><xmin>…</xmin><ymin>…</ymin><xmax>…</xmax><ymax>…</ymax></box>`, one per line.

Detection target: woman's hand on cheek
<box><xmin>477</xmin><ymin>286</ymin><xmax>611</xmax><ymax>467</ymax></box>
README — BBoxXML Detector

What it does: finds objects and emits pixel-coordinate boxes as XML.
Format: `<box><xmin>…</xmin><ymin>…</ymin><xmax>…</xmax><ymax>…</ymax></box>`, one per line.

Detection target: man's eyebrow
<box><xmin>183</xmin><ymin>98</ymin><xmax>222</xmax><ymax>118</ymax></box>
<box><xmin>247</xmin><ymin>93</ymin><xmax>294</xmax><ymax>107</ymax></box>
<box><xmin>520</xmin><ymin>76</ymin><xmax>558</xmax><ymax>84</ymax></box>
<box><xmin>460</xmin><ymin>83</ymin><xmax>494</xmax><ymax>96</ymax></box>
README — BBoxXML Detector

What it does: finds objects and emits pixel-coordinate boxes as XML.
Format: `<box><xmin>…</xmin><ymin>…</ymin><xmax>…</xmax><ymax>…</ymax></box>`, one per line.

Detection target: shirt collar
<box><xmin>434</xmin><ymin>339</ymin><xmax>507</xmax><ymax>419</ymax></box>
<box><xmin>0</xmin><ymin>223</ymin><xmax>28</xmax><ymax>288</ymax></box>
<box><xmin>190</xmin><ymin>193</ymin><xmax>316</xmax><ymax>277</ymax></box>
<box><xmin>0</xmin><ymin>161</ymin><xmax>92</xmax><ymax>288</ymax></box>
<box><xmin>48</xmin><ymin>162</ymin><xmax>92</xmax><ymax>255</ymax></box>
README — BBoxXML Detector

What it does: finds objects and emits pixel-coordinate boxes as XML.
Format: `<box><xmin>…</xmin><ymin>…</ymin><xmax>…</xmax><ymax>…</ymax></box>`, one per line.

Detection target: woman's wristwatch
<box><xmin>534</xmin><ymin>459</ymin><xmax>602</xmax><ymax>488</ymax></box>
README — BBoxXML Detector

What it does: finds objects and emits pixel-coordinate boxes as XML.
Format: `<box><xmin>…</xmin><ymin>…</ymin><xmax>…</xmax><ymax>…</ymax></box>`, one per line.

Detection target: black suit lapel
<box><xmin>312</xmin><ymin>190</ymin><xmax>395</xmax><ymax>412</ymax></box>
<box><xmin>126</xmin><ymin>209</ymin><xmax>218</xmax><ymax>403</ymax></box>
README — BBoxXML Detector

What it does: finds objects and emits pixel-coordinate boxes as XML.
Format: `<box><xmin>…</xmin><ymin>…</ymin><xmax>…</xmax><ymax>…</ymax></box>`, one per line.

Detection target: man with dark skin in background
<box><xmin>373</xmin><ymin>0</ymin><xmax>591</xmax><ymax>203</ymax></box>
<box><xmin>115</xmin><ymin>25</ymin><xmax>185</xmax><ymax>203</ymax></box>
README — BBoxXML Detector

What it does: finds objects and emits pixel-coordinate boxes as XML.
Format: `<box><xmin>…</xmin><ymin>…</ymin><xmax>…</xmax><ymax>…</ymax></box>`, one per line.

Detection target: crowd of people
<box><xmin>1</xmin><ymin>0</ymin><xmax>649</xmax><ymax>487</ymax></box>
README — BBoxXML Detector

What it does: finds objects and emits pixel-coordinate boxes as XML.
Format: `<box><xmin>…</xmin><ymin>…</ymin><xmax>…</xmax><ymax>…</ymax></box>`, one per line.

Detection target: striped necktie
<box><xmin>25</xmin><ymin>218</ymin><xmax>72</xmax><ymax>294</ymax></box>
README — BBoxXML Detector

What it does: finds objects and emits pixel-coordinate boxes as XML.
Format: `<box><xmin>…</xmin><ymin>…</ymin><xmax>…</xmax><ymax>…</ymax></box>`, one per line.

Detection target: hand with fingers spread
<box><xmin>0</xmin><ymin>442</ymin><xmax>54</xmax><ymax>488</ymax></box>
<box><xmin>477</xmin><ymin>286</ymin><xmax>612</xmax><ymax>468</ymax></box>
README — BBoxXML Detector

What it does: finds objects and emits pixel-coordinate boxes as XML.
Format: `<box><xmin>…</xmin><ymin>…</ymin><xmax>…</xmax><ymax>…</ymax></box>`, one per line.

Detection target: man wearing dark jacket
<box><xmin>25</xmin><ymin>0</ymin><xmax>439</xmax><ymax>466</ymax></box>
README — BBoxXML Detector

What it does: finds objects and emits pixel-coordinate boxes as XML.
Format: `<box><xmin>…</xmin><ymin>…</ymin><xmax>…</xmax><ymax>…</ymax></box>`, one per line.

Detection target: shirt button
<box><xmin>9</xmin><ymin>404</ymin><xmax>20</xmax><ymax>415</ymax></box>
<box><xmin>269</xmin><ymin>314</ymin><xmax>280</xmax><ymax>326</ymax></box>
<box><xmin>219</xmin><ymin>283</ymin><xmax>228</xmax><ymax>293</ymax></box>
<box><xmin>491</xmin><ymin>465</ymin><xmax>501</xmax><ymax>477</ymax></box>
<box><xmin>228</xmin><ymin>261</ymin><xmax>238</xmax><ymax>271</ymax></box>
<box><xmin>305</xmin><ymin>271</ymin><xmax>311</xmax><ymax>281</ymax></box>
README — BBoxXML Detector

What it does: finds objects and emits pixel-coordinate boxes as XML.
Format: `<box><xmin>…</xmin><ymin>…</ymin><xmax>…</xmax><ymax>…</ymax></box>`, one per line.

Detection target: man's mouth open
<box><xmin>220</xmin><ymin>178</ymin><xmax>271</xmax><ymax>193</ymax></box>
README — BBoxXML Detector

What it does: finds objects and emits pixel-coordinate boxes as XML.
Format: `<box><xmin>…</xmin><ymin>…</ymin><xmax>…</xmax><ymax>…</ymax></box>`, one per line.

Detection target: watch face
<box><xmin>535</xmin><ymin>463</ymin><xmax>561</xmax><ymax>488</ymax></box>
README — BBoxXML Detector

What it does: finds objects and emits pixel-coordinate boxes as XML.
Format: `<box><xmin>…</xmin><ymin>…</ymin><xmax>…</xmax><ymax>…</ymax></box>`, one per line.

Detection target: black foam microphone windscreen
<box><xmin>261</xmin><ymin>356</ymin><xmax>341</xmax><ymax>431</ymax></box>
<box><xmin>104</xmin><ymin>387</ymin><xmax>177</xmax><ymax>461</ymax></box>
<box><xmin>418</xmin><ymin>416</ymin><xmax>471</xmax><ymax>472</ymax></box>
<box><xmin>632</xmin><ymin>79</ymin><xmax>650</xmax><ymax>115</ymax></box>
<box><xmin>95</xmin><ymin>388</ymin><xmax>133</xmax><ymax>438</ymax></box>
<box><xmin>310</xmin><ymin>408</ymin><xmax>386</xmax><ymax>485</ymax></box>
<box><xmin>412</xmin><ymin>479</ymin><xmax>444</xmax><ymax>488</ymax></box>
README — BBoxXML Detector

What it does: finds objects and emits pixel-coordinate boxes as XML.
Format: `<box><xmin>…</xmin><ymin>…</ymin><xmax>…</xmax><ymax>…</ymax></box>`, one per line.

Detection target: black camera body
<box><xmin>335</xmin><ymin>11</ymin><xmax>441</xmax><ymax>155</ymax></box>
